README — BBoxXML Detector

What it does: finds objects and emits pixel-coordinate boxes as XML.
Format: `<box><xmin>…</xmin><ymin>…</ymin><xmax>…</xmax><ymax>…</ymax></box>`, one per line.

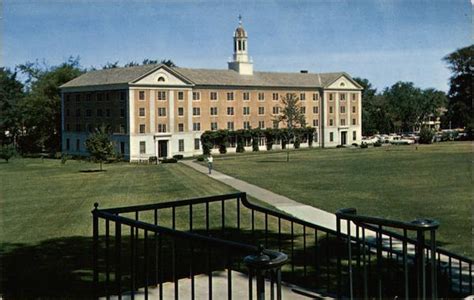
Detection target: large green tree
<box><xmin>0</xmin><ymin>68</ymin><xmax>25</xmax><ymax>145</ymax></box>
<box><xmin>443</xmin><ymin>45</ymin><xmax>473</xmax><ymax>134</ymax></box>
<box><xmin>18</xmin><ymin>57</ymin><xmax>83</xmax><ymax>153</ymax></box>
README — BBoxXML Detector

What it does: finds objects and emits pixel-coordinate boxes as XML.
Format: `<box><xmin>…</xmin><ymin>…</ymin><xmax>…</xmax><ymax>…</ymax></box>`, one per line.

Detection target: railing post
<box><xmin>336</xmin><ymin>214</ymin><xmax>342</xmax><ymax>298</ymax></box>
<box><xmin>92</xmin><ymin>202</ymin><xmax>99</xmax><ymax>296</ymax></box>
<box><xmin>244</xmin><ymin>245</ymin><xmax>287</xmax><ymax>300</ymax></box>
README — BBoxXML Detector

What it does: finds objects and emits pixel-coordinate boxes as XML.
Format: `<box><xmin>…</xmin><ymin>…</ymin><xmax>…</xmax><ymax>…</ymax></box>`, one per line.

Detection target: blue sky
<box><xmin>2</xmin><ymin>0</ymin><xmax>471</xmax><ymax>92</ymax></box>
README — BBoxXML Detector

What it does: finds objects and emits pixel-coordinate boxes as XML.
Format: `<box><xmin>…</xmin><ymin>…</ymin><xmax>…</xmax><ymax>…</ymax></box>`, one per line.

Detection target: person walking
<box><xmin>207</xmin><ymin>154</ymin><xmax>213</xmax><ymax>174</ymax></box>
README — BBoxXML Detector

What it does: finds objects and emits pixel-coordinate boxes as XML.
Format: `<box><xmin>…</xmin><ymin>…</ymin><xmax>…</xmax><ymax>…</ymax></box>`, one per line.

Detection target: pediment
<box><xmin>326</xmin><ymin>75</ymin><xmax>362</xmax><ymax>90</ymax></box>
<box><xmin>132</xmin><ymin>66</ymin><xmax>191</xmax><ymax>86</ymax></box>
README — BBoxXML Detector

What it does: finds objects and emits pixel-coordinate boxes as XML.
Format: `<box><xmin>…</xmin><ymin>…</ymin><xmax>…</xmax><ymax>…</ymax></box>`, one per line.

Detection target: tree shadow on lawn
<box><xmin>79</xmin><ymin>169</ymin><xmax>106</xmax><ymax>173</ymax></box>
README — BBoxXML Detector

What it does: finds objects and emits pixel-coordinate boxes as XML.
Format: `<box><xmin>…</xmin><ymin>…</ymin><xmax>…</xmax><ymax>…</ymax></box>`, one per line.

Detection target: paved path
<box><xmin>181</xmin><ymin>160</ymin><xmax>338</xmax><ymax>232</ymax></box>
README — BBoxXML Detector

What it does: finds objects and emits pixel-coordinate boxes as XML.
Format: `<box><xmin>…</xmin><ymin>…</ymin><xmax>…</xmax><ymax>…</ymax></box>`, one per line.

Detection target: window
<box><xmin>313</xmin><ymin>93</ymin><xmax>319</xmax><ymax>101</ymax></box>
<box><xmin>76</xmin><ymin>123</ymin><xmax>81</xmax><ymax>131</ymax></box>
<box><xmin>258</xmin><ymin>92</ymin><xmax>265</xmax><ymax>101</ymax></box>
<box><xmin>76</xmin><ymin>139</ymin><xmax>80</xmax><ymax>151</ymax></box>
<box><xmin>66</xmin><ymin>124</ymin><xmax>70</xmax><ymax>131</ymax></box>
<box><xmin>272</xmin><ymin>93</ymin><xmax>279</xmax><ymax>101</ymax></box>
<box><xmin>258</xmin><ymin>107</ymin><xmax>265</xmax><ymax>115</ymax></box>
<box><xmin>227</xmin><ymin>122</ymin><xmax>234</xmax><ymax>130</ymax></box>
<box><xmin>300</xmin><ymin>93</ymin><xmax>306</xmax><ymax>101</ymax></box>
<box><xmin>301</xmin><ymin>107</ymin><xmax>306</xmax><ymax>114</ymax></box>
<box><xmin>314</xmin><ymin>132</ymin><xmax>318</xmax><ymax>143</ymax></box>
<box><xmin>329</xmin><ymin>119</ymin><xmax>334</xmax><ymax>126</ymax></box>
<box><xmin>211</xmin><ymin>122</ymin><xmax>218</xmax><ymax>130</ymax></box>
<box><xmin>158</xmin><ymin>107</ymin><xmax>166</xmax><ymax>117</ymax></box>
<box><xmin>139</xmin><ymin>124</ymin><xmax>146</xmax><ymax>133</ymax></box>
<box><xmin>158</xmin><ymin>124</ymin><xmax>167</xmax><ymax>133</ymax></box>
<box><xmin>340</xmin><ymin>93</ymin><xmax>346</xmax><ymax>101</ymax></box>
<box><xmin>75</xmin><ymin>94</ymin><xmax>81</xmax><ymax>103</ymax></box>
<box><xmin>353</xmin><ymin>131</ymin><xmax>357</xmax><ymax>141</ymax></box>
<box><xmin>192</xmin><ymin>92</ymin><xmax>200</xmax><ymax>101</ymax></box>
<box><xmin>66</xmin><ymin>109</ymin><xmax>70</xmax><ymax>117</ymax></box>
<box><xmin>158</xmin><ymin>76</ymin><xmax>165</xmax><ymax>82</ymax></box>
<box><xmin>106</xmin><ymin>109</ymin><xmax>111</xmax><ymax>117</ymax></box>
<box><xmin>313</xmin><ymin>119</ymin><xmax>319</xmax><ymax>127</ymax></box>
<box><xmin>120</xmin><ymin>91</ymin><xmax>126</xmax><ymax>101</ymax></box>
<box><xmin>176</xmin><ymin>107</ymin><xmax>183</xmax><ymax>116</ymax></box>
<box><xmin>329</xmin><ymin>132</ymin><xmax>334</xmax><ymax>142</ymax></box>
<box><xmin>210</xmin><ymin>92</ymin><xmax>218</xmax><ymax>101</ymax></box>
<box><xmin>178</xmin><ymin>123</ymin><xmax>184</xmax><ymax>132</ymax></box>
<box><xmin>86</xmin><ymin>94</ymin><xmax>91</xmax><ymax>101</ymax></box>
<box><xmin>139</xmin><ymin>91</ymin><xmax>145</xmax><ymax>100</ymax></box>
<box><xmin>178</xmin><ymin>91</ymin><xmax>184</xmax><ymax>100</ymax></box>
<box><xmin>352</xmin><ymin>93</ymin><xmax>357</xmax><ymax>101</ymax></box>
<box><xmin>194</xmin><ymin>138</ymin><xmax>200</xmax><ymax>150</ymax></box>
<box><xmin>86</xmin><ymin>109</ymin><xmax>92</xmax><ymax>117</ymax></box>
<box><xmin>66</xmin><ymin>95</ymin><xmax>71</xmax><ymax>103</ymax></box>
<box><xmin>352</xmin><ymin>106</ymin><xmax>356</xmax><ymax>113</ymax></box>
<box><xmin>340</xmin><ymin>106</ymin><xmax>346</xmax><ymax>114</ymax></box>
<box><xmin>97</xmin><ymin>93</ymin><xmax>103</xmax><ymax>102</ymax></box>
<box><xmin>329</xmin><ymin>107</ymin><xmax>333</xmax><ymax>114</ymax></box>
<box><xmin>243</xmin><ymin>121</ymin><xmax>250</xmax><ymax>129</ymax></box>
<box><xmin>341</xmin><ymin>119</ymin><xmax>346</xmax><ymax>126</ymax></box>
<box><xmin>66</xmin><ymin>138</ymin><xmax>70</xmax><ymax>151</ymax></box>
<box><xmin>243</xmin><ymin>92</ymin><xmax>250</xmax><ymax>101</ymax></box>
<box><xmin>120</xmin><ymin>109</ymin><xmax>125</xmax><ymax>118</ymax></box>
<box><xmin>258</xmin><ymin>121</ymin><xmax>265</xmax><ymax>129</ymax></box>
<box><xmin>273</xmin><ymin>121</ymin><xmax>279</xmax><ymax>129</ymax></box>
<box><xmin>140</xmin><ymin>141</ymin><xmax>146</xmax><ymax>154</ymax></box>
<box><xmin>193</xmin><ymin>122</ymin><xmax>201</xmax><ymax>131</ymax></box>
<box><xmin>329</xmin><ymin>93</ymin><xmax>334</xmax><ymax>101</ymax></box>
<box><xmin>106</xmin><ymin>93</ymin><xmax>110</xmax><ymax>101</ymax></box>
<box><xmin>210</xmin><ymin>107</ymin><xmax>218</xmax><ymax>116</ymax></box>
<box><xmin>119</xmin><ymin>124</ymin><xmax>126</xmax><ymax>133</ymax></box>
<box><xmin>227</xmin><ymin>92</ymin><xmax>234</xmax><ymax>101</ymax></box>
<box><xmin>193</xmin><ymin>107</ymin><xmax>200</xmax><ymax>116</ymax></box>
<box><xmin>227</xmin><ymin>107</ymin><xmax>234</xmax><ymax>115</ymax></box>
<box><xmin>157</xmin><ymin>91</ymin><xmax>166</xmax><ymax>100</ymax></box>
<box><xmin>76</xmin><ymin>109</ymin><xmax>81</xmax><ymax>117</ymax></box>
<box><xmin>272</xmin><ymin>106</ymin><xmax>279</xmax><ymax>115</ymax></box>
<box><xmin>96</xmin><ymin>109</ymin><xmax>102</xmax><ymax>117</ymax></box>
<box><xmin>120</xmin><ymin>142</ymin><xmax>125</xmax><ymax>154</ymax></box>
<box><xmin>139</xmin><ymin>107</ymin><xmax>145</xmax><ymax>117</ymax></box>
<box><xmin>243</xmin><ymin>107</ymin><xmax>250</xmax><ymax>115</ymax></box>
<box><xmin>352</xmin><ymin>118</ymin><xmax>356</xmax><ymax>125</ymax></box>
<box><xmin>313</xmin><ymin>106</ymin><xmax>319</xmax><ymax>114</ymax></box>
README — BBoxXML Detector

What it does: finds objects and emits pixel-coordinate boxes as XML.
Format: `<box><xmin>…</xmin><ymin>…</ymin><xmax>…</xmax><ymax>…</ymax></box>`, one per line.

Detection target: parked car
<box><xmin>362</xmin><ymin>136</ymin><xmax>379</xmax><ymax>145</ymax></box>
<box><xmin>390</xmin><ymin>136</ymin><xmax>415</xmax><ymax>145</ymax></box>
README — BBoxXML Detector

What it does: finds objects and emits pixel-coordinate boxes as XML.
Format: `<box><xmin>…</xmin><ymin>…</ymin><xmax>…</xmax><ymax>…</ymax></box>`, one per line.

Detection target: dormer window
<box><xmin>157</xmin><ymin>76</ymin><xmax>165</xmax><ymax>82</ymax></box>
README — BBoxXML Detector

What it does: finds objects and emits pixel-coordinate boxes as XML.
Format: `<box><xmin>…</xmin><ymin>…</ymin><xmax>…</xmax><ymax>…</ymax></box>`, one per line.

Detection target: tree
<box><xmin>353</xmin><ymin>77</ymin><xmax>386</xmax><ymax>135</ymax></box>
<box><xmin>275</xmin><ymin>93</ymin><xmax>306</xmax><ymax>161</ymax></box>
<box><xmin>0</xmin><ymin>68</ymin><xmax>25</xmax><ymax>146</ymax></box>
<box><xmin>0</xmin><ymin>144</ymin><xmax>16</xmax><ymax>162</ymax></box>
<box><xmin>443</xmin><ymin>45</ymin><xmax>473</xmax><ymax>136</ymax></box>
<box><xmin>18</xmin><ymin>57</ymin><xmax>84</xmax><ymax>153</ymax></box>
<box><xmin>85</xmin><ymin>126</ymin><xmax>114</xmax><ymax>171</ymax></box>
<box><xmin>383</xmin><ymin>82</ymin><xmax>423</xmax><ymax>133</ymax></box>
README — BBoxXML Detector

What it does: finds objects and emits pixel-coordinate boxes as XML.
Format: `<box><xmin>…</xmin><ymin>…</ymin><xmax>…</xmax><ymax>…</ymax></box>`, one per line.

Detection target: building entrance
<box><xmin>158</xmin><ymin>140</ymin><xmax>168</xmax><ymax>158</ymax></box>
<box><xmin>341</xmin><ymin>131</ymin><xmax>347</xmax><ymax>145</ymax></box>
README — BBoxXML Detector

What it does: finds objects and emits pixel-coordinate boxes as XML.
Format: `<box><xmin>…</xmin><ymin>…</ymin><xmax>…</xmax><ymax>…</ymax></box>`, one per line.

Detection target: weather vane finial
<box><xmin>238</xmin><ymin>14</ymin><xmax>242</xmax><ymax>26</ymax></box>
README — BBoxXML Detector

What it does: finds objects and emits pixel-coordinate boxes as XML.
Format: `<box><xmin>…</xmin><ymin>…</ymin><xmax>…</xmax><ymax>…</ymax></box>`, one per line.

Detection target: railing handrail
<box><xmin>336</xmin><ymin>207</ymin><xmax>440</xmax><ymax>231</ymax></box>
<box><xmin>93</xmin><ymin>209</ymin><xmax>258</xmax><ymax>253</ymax></box>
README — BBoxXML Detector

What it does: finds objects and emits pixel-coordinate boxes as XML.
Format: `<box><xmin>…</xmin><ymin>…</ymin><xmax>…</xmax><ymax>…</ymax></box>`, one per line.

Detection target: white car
<box><xmin>390</xmin><ymin>136</ymin><xmax>415</xmax><ymax>145</ymax></box>
<box><xmin>362</xmin><ymin>136</ymin><xmax>379</xmax><ymax>145</ymax></box>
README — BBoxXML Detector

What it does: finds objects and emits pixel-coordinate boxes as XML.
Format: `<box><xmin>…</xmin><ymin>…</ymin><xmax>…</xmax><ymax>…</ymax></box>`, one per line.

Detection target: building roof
<box><xmin>61</xmin><ymin>64</ymin><xmax>359</xmax><ymax>89</ymax></box>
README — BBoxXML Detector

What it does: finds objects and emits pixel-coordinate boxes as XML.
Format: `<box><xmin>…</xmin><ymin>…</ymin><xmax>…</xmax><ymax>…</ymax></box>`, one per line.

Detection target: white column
<box><xmin>187</xmin><ymin>90</ymin><xmax>193</xmax><ymax>131</ymax></box>
<box><xmin>168</xmin><ymin>90</ymin><xmax>175</xmax><ymax>133</ymax></box>
<box><xmin>149</xmin><ymin>90</ymin><xmax>155</xmax><ymax>133</ymax></box>
<box><xmin>128</xmin><ymin>89</ymin><xmax>135</xmax><ymax>134</ymax></box>
<box><xmin>335</xmin><ymin>91</ymin><xmax>339</xmax><ymax>145</ymax></box>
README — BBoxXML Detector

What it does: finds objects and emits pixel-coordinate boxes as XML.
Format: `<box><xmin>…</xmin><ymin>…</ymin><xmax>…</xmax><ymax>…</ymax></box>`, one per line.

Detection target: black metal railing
<box><xmin>92</xmin><ymin>192</ymin><xmax>473</xmax><ymax>299</ymax></box>
<box><xmin>336</xmin><ymin>208</ymin><xmax>473</xmax><ymax>299</ymax></box>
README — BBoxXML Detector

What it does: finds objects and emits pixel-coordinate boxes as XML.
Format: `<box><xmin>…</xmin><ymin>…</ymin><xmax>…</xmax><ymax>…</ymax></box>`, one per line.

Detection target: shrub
<box><xmin>161</xmin><ymin>158</ymin><xmax>177</xmax><ymax>163</ymax></box>
<box><xmin>60</xmin><ymin>154</ymin><xmax>69</xmax><ymax>165</ymax></box>
<box><xmin>336</xmin><ymin>145</ymin><xmax>344</xmax><ymax>148</ymax></box>
<box><xmin>219</xmin><ymin>144</ymin><xmax>227</xmax><ymax>154</ymax></box>
<box><xmin>360</xmin><ymin>143</ymin><xmax>368</xmax><ymax>149</ymax></box>
<box><xmin>352</xmin><ymin>143</ymin><xmax>358</xmax><ymax>147</ymax></box>
<box><xmin>419</xmin><ymin>127</ymin><xmax>434</xmax><ymax>144</ymax></box>
<box><xmin>0</xmin><ymin>144</ymin><xmax>16</xmax><ymax>162</ymax></box>
<box><xmin>196</xmin><ymin>156</ymin><xmax>205</xmax><ymax>162</ymax></box>
<box><xmin>148</xmin><ymin>156</ymin><xmax>158</xmax><ymax>164</ymax></box>
<box><xmin>173</xmin><ymin>154</ymin><xmax>184</xmax><ymax>160</ymax></box>
<box><xmin>374</xmin><ymin>141</ymin><xmax>382</xmax><ymax>147</ymax></box>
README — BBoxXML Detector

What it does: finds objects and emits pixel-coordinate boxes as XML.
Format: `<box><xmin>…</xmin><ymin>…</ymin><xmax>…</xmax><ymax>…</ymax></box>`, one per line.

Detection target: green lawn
<box><xmin>210</xmin><ymin>142</ymin><xmax>472</xmax><ymax>257</ymax></box>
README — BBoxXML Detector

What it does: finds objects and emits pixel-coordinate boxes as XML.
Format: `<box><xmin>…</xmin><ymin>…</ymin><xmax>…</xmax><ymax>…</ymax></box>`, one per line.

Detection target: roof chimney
<box><xmin>300</xmin><ymin>70</ymin><xmax>308</xmax><ymax>74</ymax></box>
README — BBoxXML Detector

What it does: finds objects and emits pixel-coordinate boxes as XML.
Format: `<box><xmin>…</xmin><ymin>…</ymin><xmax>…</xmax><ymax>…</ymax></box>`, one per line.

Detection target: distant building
<box><xmin>60</xmin><ymin>19</ymin><xmax>363</xmax><ymax>161</ymax></box>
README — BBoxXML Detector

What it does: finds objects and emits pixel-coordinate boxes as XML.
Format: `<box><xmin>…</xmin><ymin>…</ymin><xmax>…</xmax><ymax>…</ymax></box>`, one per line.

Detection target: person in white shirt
<box><xmin>207</xmin><ymin>154</ymin><xmax>213</xmax><ymax>174</ymax></box>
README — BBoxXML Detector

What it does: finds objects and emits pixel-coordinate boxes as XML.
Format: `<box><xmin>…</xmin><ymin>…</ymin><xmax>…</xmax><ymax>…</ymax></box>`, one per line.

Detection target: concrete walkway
<box><xmin>181</xmin><ymin>160</ymin><xmax>338</xmax><ymax>232</ymax></box>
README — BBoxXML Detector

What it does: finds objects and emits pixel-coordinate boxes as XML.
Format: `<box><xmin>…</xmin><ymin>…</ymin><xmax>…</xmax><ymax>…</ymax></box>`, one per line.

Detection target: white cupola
<box><xmin>228</xmin><ymin>15</ymin><xmax>253</xmax><ymax>75</ymax></box>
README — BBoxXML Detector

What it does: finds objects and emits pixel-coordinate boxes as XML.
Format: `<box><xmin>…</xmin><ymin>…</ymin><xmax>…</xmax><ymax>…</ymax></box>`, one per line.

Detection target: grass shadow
<box><xmin>79</xmin><ymin>169</ymin><xmax>106</xmax><ymax>173</ymax></box>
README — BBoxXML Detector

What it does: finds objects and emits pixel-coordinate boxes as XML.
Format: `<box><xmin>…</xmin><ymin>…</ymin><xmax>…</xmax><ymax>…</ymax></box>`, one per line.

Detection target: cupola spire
<box><xmin>228</xmin><ymin>15</ymin><xmax>253</xmax><ymax>75</ymax></box>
